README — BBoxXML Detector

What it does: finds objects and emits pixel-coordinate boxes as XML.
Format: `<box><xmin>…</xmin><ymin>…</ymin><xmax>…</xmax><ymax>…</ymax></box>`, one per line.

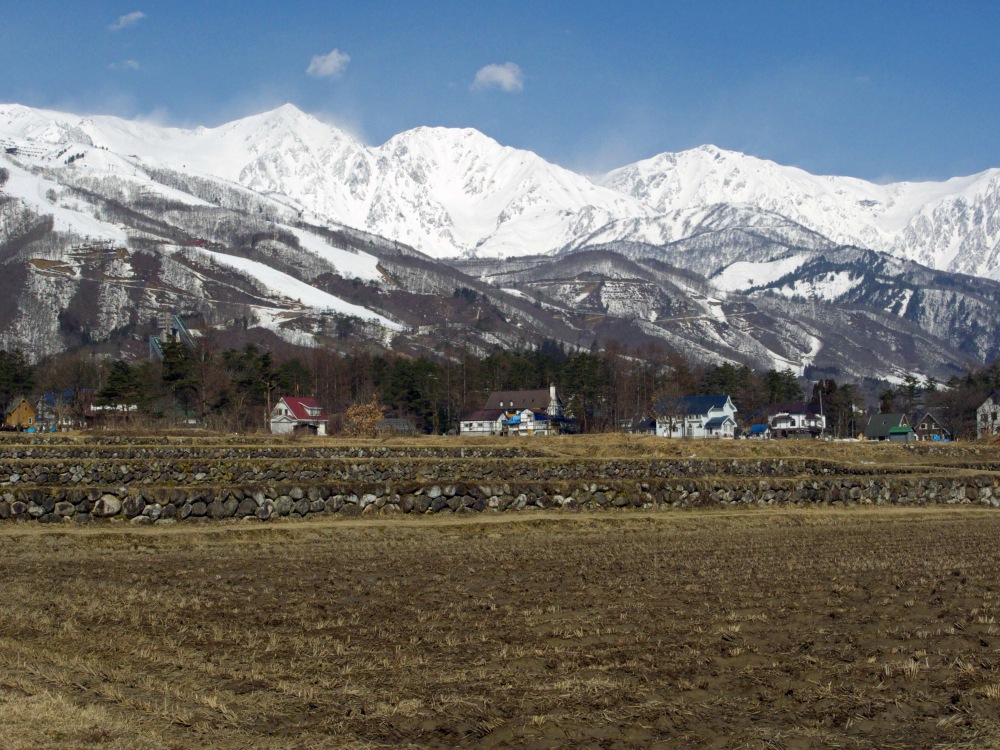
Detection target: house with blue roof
<box><xmin>652</xmin><ymin>394</ymin><xmax>738</xmax><ymax>439</ymax></box>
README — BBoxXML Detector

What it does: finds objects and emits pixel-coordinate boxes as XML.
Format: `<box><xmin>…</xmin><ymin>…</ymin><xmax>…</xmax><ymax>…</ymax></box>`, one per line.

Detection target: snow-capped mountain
<box><xmin>601</xmin><ymin>145</ymin><xmax>1000</xmax><ymax>280</ymax></box>
<box><xmin>1</xmin><ymin>101</ymin><xmax>999</xmax><ymax>380</ymax></box>
<box><xmin>2</xmin><ymin>103</ymin><xmax>996</xmax><ymax>280</ymax></box>
<box><xmin>0</xmin><ymin>103</ymin><xmax>648</xmax><ymax>259</ymax></box>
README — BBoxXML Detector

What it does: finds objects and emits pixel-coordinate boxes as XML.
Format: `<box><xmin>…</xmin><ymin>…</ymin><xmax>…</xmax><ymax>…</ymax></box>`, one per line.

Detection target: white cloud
<box><xmin>471</xmin><ymin>62</ymin><xmax>524</xmax><ymax>93</ymax></box>
<box><xmin>109</xmin><ymin>11</ymin><xmax>145</xmax><ymax>31</ymax></box>
<box><xmin>306</xmin><ymin>48</ymin><xmax>351</xmax><ymax>79</ymax></box>
<box><xmin>108</xmin><ymin>59</ymin><xmax>140</xmax><ymax>71</ymax></box>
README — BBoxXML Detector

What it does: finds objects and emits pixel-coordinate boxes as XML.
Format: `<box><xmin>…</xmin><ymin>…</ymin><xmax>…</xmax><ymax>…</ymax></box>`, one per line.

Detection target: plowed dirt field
<box><xmin>3</xmin><ymin>509</ymin><xmax>1000</xmax><ymax>748</ymax></box>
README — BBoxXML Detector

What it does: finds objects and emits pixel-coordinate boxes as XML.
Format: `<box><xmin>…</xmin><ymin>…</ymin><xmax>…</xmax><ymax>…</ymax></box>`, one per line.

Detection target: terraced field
<box><xmin>1</xmin><ymin>435</ymin><xmax>999</xmax><ymax>747</ymax></box>
<box><xmin>0</xmin><ymin>435</ymin><xmax>998</xmax><ymax>523</ymax></box>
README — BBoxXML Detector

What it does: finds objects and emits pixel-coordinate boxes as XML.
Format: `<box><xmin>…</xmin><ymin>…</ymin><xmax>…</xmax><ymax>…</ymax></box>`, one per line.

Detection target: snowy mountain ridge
<box><xmin>0</xmin><ymin>103</ymin><xmax>648</xmax><ymax>260</ymax></box>
<box><xmin>600</xmin><ymin>146</ymin><xmax>1000</xmax><ymax>280</ymax></box>
<box><xmin>2</xmin><ymin>102</ymin><xmax>997</xmax><ymax>279</ymax></box>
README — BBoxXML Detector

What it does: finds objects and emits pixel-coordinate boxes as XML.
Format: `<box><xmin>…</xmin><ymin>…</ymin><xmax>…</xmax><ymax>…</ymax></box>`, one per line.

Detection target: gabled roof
<box><xmin>705</xmin><ymin>415</ymin><xmax>736</xmax><ymax>428</ymax></box>
<box><xmin>762</xmin><ymin>401</ymin><xmax>823</xmax><ymax>417</ymax></box>
<box><xmin>278</xmin><ymin>396</ymin><xmax>327</xmax><ymax>422</ymax></box>
<box><xmin>4</xmin><ymin>396</ymin><xmax>32</xmax><ymax>416</ymax></box>
<box><xmin>654</xmin><ymin>394</ymin><xmax>734</xmax><ymax>417</ymax></box>
<box><xmin>980</xmin><ymin>391</ymin><xmax>1000</xmax><ymax>408</ymax></box>
<box><xmin>911</xmin><ymin>410</ymin><xmax>948</xmax><ymax>430</ymax></box>
<box><xmin>864</xmin><ymin>413</ymin><xmax>908</xmax><ymax>439</ymax></box>
<box><xmin>630</xmin><ymin>416</ymin><xmax>657</xmax><ymax>432</ymax></box>
<box><xmin>40</xmin><ymin>389</ymin><xmax>91</xmax><ymax>407</ymax></box>
<box><xmin>484</xmin><ymin>389</ymin><xmax>553</xmax><ymax>411</ymax></box>
<box><xmin>461</xmin><ymin>409</ymin><xmax>506</xmax><ymax>422</ymax></box>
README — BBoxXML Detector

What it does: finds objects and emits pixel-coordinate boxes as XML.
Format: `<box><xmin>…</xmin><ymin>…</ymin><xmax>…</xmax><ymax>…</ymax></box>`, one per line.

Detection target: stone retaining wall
<box><xmin>0</xmin><ymin>446</ymin><xmax>547</xmax><ymax>460</ymax></box>
<box><xmin>0</xmin><ymin>437</ymin><xmax>996</xmax><ymax>525</ymax></box>
<box><xmin>1</xmin><ymin>475</ymin><xmax>998</xmax><ymax>525</ymax></box>
<box><xmin>0</xmin><ymin>457</ymin><xmax>980</xmax><ymax>489</ymax></box>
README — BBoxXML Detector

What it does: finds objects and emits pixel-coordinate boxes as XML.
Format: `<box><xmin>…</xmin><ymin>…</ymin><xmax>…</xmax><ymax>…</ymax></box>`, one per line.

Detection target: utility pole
<box><xmin>818</xmin><ymin>385</ymin><xmax>825</xmax><ymax>439</ymax></box>
<box><xmin>261</xmin><ymin>375</ymin><xmax>275</xmax><ymax>432</ymax></box>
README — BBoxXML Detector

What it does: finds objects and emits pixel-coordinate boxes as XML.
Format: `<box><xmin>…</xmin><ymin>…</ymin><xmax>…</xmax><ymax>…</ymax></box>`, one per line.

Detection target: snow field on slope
<box><xmin>774</xmin><ymin>272</ymin><xmax>863</xmax><ymax>302</ymax></box>
<box><xmin>2</xmin><ymin>160</ymin><xmax>128</xmax><ymax>242</ymax></box>
<box><xmin>165</xmin><ymin>245</ymin><xmax>401</xmax><ymax>329</ymax></box>
<box><xmin>284</xmin><ymin>226</ymin><xmax>383</xmax><ymax>281</ymax></box>
<box><xmin>711</xmin><ymin>255</ymin><xmax>809</xmax><ymax>292</ymax></box>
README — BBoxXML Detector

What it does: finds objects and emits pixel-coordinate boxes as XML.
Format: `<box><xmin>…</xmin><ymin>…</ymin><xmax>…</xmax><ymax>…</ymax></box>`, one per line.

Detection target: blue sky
<box><xmin>1</xmin><ymin>1</ymin><xmax>997</xmax><ymax>181</ymax></box>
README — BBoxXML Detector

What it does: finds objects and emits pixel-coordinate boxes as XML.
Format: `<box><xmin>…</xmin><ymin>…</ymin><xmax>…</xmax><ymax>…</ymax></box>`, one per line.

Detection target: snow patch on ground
<box><xmin>711</xmin><ymin>255</ymin><xmax>808</xmax><ymax>292</ymax></box>
<box><xmin>889</xmin><ymin>288</ymin><xmax>913</xmax><ymax>316</ymax></box>
<box><xmin>500</xmin><ymin>288</ymin><xmax>528</xmax><ymax>300</ymax></box>
<box><xmin>781</xmin><ymin>334</ymin><xmax>823</xmax><ymax>376</ymax></box>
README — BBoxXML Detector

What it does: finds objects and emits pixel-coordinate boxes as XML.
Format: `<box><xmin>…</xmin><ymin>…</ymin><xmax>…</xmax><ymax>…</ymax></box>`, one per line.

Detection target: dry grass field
<box><xmin>5</xmin><ymin>508</ymin><xmax>1000</xmax><ymax>748</ymax></box>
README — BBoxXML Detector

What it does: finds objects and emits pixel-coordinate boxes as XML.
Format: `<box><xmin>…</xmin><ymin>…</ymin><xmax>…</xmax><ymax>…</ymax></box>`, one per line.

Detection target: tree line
<box><xmin>2</xmin><ymin>336</ymin><xmax>997</xmax><ymax>437</ymax></box>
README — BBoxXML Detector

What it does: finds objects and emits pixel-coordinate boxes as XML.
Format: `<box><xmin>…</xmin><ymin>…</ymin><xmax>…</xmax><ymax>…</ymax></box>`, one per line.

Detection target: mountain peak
<box><xmin>384</xmin><ymin>125</ymin><xmax>506</xmax><ymax>152</ymax></box>
<box><xmin>257</xmin><ymin>102</ymin><xmax>311</xmax><ymax>123</ymax></box>
<box><xmin>233</xmin><ymin>103</ymin><xmax>321</xmax><ymax>131</ymax></box>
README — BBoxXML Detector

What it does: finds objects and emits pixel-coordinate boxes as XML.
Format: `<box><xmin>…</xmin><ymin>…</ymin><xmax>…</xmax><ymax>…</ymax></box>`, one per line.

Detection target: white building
<box><xmin>505</xmin><ymin>408</ymin><xmax>564</xmax><ymax>436</ymax></box>
<box><xmin>458</xmin><ymin>409</ymin><xmax>506</xmax><ymax>436</ymax></box>
<box><xmin>977</xmin><ymin>391</ymin><xmax>1000</xmax><ymax>438</ymax></box>
<box><xmin>654</xmin><ymin>394</ymin><xmax>737</xmax><ymax>439</ymax></box>
<box><xmin>767</xmin><ymin>402</ymin><xmax>826</xmax><ymax>439</ymax></box>
<box><xmin>270</xmin><ymin>397</ymin><xmax>328</xmax><ymax>436</ymax></box>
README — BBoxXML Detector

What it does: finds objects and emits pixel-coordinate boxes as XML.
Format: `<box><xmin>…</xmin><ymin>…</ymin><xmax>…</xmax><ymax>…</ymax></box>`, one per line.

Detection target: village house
<box><xmin>270</xmin><ymin>397</ymin><xmax>328</xmax><ymax>436</ymax></box>
<box><xmin>459</xmin><ymin>385</ymin><xmax>571</xmax><ymax>436</ymax></box>
<box><xmin>977</xmin><ymin>391</ymin><xmax>1000</xmax><ymax>438</ymax></box>
<box><xmin>88</xmin><ymin>402</ymin><xmax>139</xmax><ymax>428</ymax></box>
<box><xmin>889</xmin><ymin>425</ymin><xmax>917</xmax><ymax>443</ymax></box>
<box><xmin>459</xmin><ymin>409</ymin><xmax>507</xmax><ymax>436</ymax></box>
<box><xmin>911</xmin><ymin>411</ymin><xmax>951</xmax><ymax>442</ymax></box>
<box><xmin>4</xmin><ymin>396</ymin><xmax>36</xmax><ymax>431</ymax></box>
<box><xmin>765</xmin><ymin>401</ymin><xmax>826</xmax><ymax>439</ymax></box>
<box><xmin>36</xmin><ymin>389</ymin><xmax>95</xmax><ymax>431</ymax></box>
<box><xmin>653</xmin><ymin>394</ymin><xmax>738</xmax><ymax>439</ymax></box>
<box><xmin>504</xmin><ymin>407</ymin><xmax>565</xmax><ymax>437</ymax></box>
<box><xmin>484</xmin><ymin>385</ymin><xmax>564</xmax><ymax>417</ymax></box>
<box><xmin>863</xmin><ymin>413</ymin><xmax>910</xmax><ymax>441</ymax></box>
<box><xmin>627</xmin><ymin>416</ymin><xmax>657</xmax><ymax>435</ymax></box>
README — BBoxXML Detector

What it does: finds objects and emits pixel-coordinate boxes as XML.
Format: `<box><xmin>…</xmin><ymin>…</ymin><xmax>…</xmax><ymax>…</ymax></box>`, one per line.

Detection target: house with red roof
<box><xmin>270</xmin><ymin>397</ymin><xmax>328</xmax><ymax>436</ymax></box>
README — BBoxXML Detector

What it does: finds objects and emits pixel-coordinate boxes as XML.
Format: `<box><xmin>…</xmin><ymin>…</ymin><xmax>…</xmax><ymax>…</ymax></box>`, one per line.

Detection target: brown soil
<box><xmin>3</xmin><ymin>509</ymin><xmax>1000</xmax><ymax>748</ymax></box>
